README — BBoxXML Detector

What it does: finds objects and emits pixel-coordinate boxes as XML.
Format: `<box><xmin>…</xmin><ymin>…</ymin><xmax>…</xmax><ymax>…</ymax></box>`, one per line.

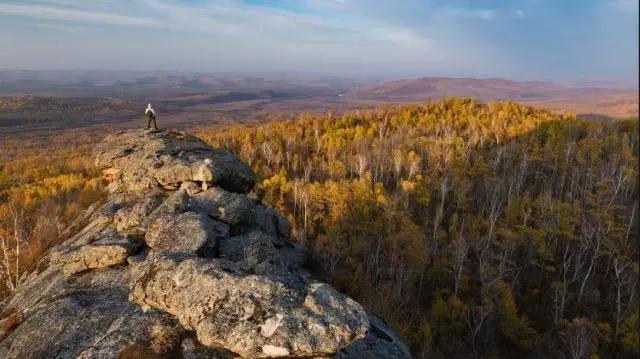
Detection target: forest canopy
<box><xmin>198</xmin><ymin>99</ymin><xmax>639</xmax><ymax>358</ymax></box>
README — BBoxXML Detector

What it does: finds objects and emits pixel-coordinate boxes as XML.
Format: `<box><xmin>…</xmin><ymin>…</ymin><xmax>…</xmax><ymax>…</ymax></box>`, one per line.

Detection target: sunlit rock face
<box><xmin>0</xmin><ymin>129</ymin><xmax>411</xmax><ymax>359</ymax></box>
<box><xmin>94</xmin><ymin>129</ymin><xmax>257</xmax><ymax>194</ymax></box>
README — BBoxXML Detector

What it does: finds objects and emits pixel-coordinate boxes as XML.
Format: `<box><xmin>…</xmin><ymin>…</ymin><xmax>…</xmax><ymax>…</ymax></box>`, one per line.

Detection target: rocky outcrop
<box><xmin>145</xmin><ymin>211</ymin><xmax>226</xmax><ymax>256</ymax></box>
<box><xmin>0</xmin><ymin>129</ymin><xmax>410</xmax><ymax>359</ymax></box>
<box><xmin>51</xmin><ymin>235</ymin><xmax>143</xmax><ymax>276</ymax></box>
<box><xmin>95</xmin><ymin>130</ymin><xmax>256</xmax><ymax>193</ymax></box>
<box><xmin>130</xmin><ymin>256</ymin><xmax>369</xmax><ymax>358</ymax></box>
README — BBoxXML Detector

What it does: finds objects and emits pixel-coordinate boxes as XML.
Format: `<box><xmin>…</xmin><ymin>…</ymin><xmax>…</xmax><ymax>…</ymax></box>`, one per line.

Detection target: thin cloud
<box><xmin>304</xmin><ymin>0</ymin><xmax>347</xmax><ymax>10</ymax></box>
<box><xmin>611</xmin><ymin>0</ymin><xmax>638</xmax><ymax>8</ymax></box>
<box><xmin>442</xmin><ymin>8</ymin><xmax>496</xmax><ymax>20</ymax></box>
<box><xmin>514</xmin><ymin>9</ymin><xmax>526</xmax><ymax>18</ymax></box>
<box><xmin>0</xmin><ymin>3</ymin><xmax>160</xmax><ymax>27</ymax></box>
<box><xmin>0</xmin><ymin>0</ymin><xmax>635</xmax><ymax>83</ymax></box>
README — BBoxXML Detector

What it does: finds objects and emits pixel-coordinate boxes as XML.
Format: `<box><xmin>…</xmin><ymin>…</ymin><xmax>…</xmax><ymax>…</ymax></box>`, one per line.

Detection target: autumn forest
<box><xmin>1</xmin><ymin>99</ymin><xmax>638</xmax><ymax>358</ymax></box>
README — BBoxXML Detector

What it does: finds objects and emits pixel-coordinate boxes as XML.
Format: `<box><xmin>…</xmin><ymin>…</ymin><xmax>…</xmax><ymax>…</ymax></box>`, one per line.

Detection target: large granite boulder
<box><xmin>191</xmin><ymin>187</ymin><xmax>291</xmax><ymax>244</ymax></box>
<box><xmin>0</xmin><ymin>247</ymin><xmax>187</xmax><ymax>359</ymax></box>
<box><xmin>190</xmin><ymin>187</ymin><xmax>255</xmax><ymax>226</ymax></box>
<box><xmin>130</xmin><ymin>255</ymin><xmax>369</xmax><ymax>358</ymax></box>
<box><xmin>218</xmin><ymin>230</ymin><xmax>281</xmax><ymax>270</ymax></box>
<box><xmin>95</xmin><ymin>130</ymin><xmax>256</xmax><ymax>193</ymax></box>
<box><xmin>145</xmin><ymin>212</ymin><xmax>228</xmax><ymax>256</ymax></box>
<box><xmin>0</xmin><ymin>129</ymin><xmax>410</xmax><ymax>359</ymax></box>
<box><xmin>114</xmin><ymin>189</ymin><xmax>164</xmax><ymax>235</ymax></box>
<box><xmin>51</xmin><ymin>235</ymin><xmax>143</xmax><ymax>276</ymax></box>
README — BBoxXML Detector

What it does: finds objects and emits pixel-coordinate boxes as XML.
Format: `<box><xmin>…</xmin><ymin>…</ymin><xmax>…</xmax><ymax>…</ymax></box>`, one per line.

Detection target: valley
<box><xmin>1</xmin><ymin>72</ymin><xmax>637</xmax><ymax>138</ymax></box>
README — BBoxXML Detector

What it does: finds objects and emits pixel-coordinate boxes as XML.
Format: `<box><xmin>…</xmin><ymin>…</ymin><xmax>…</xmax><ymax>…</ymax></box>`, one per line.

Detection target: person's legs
<box><xmin>146</xmin><ymin>115</ymin><xmax>151</xmax><ymax>129</ymax></box>
<box><xmin>151</xmin><ymin>116</ymin><xmax>158</xmax><ymax>130</ymax></box>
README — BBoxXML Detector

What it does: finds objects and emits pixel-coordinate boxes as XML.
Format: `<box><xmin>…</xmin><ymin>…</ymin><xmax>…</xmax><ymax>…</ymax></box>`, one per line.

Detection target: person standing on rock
<box><xmin>145</xmin><ymin>103</ymin><xmax>159</xmax><ymax>131</ymax></box>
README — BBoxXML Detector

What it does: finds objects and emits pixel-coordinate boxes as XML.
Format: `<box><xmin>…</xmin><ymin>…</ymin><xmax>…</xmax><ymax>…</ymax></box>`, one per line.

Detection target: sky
<box><xmin>0</xmin><ymin>0</ymin><xmax>638</xmax><ymax>85</ymax></box>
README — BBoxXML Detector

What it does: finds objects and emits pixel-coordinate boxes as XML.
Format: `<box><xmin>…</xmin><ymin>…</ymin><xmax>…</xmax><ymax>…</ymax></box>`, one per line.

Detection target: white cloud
<box><xmin>1</xmin><ymin>0</ymin><xmax>633</xmax><ymax>82</ymax></box>
<box><xmin>0</xmin><ymin>0</ymin><xmax>513</xmax><ymax>75</ymax></box>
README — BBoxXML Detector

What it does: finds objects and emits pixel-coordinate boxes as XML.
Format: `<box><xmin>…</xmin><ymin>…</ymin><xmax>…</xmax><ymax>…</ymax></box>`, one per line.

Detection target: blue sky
<box><xmin>0</xmin><ymin>0</ymin><xmax>637</xmax><ymax>85</ymax></box>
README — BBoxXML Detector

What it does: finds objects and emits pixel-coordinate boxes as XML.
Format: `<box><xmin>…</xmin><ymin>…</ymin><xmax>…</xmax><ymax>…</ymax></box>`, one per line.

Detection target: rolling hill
<box><xmin>345</xmin><ymin>77</ymin><xmax>639</xmax><ymax>118</ymax></box>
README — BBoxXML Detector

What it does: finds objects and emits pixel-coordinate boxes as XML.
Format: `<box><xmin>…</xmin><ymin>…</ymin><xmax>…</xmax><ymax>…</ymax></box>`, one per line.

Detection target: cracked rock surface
<box><xmin>95</xmin><ymin>129</ymin><xmax>256</xmax><ymax>193</ymax></box>
<box><xmin>0</xmin><ymin>129</ymin><xmax>411</xmax><ymax>359</ymax></box>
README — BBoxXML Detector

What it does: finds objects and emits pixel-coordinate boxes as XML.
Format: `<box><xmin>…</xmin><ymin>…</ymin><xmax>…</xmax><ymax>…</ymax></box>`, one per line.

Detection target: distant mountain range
<box><xmin>0</xmin><ymin>72</ymin><xmax>637</xmax><ymax>137</ymax></box>
<box><xmin>0</xmin><ymin>70</ymin><xmax>363</xmax><ymax>98</ymax></box>
<box><xmin>345</xmin><ymin>77</ymin><xmax>638</xmax><ymax>118</ymax></box>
